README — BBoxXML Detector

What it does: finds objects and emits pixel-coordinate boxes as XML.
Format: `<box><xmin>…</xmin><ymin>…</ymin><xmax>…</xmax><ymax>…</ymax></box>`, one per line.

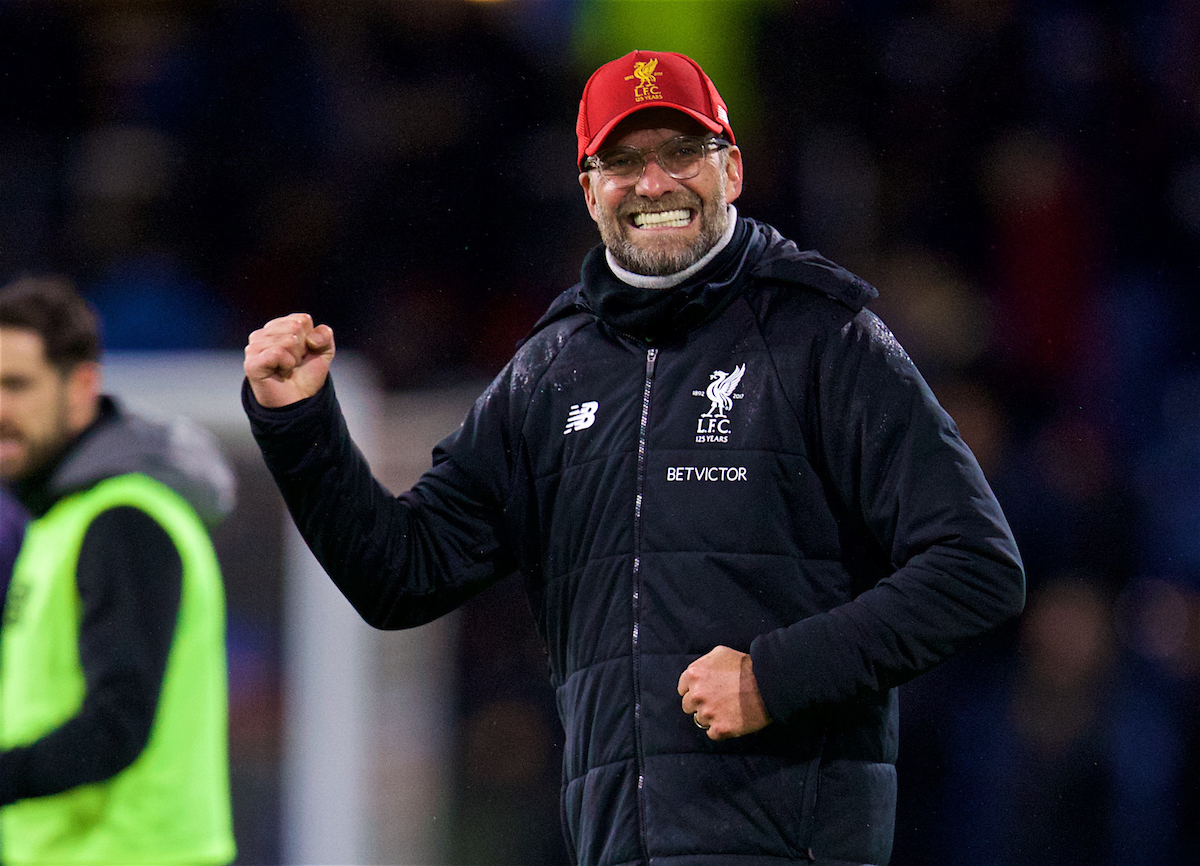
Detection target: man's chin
<box><xmin>612</xmin><ymin>234</ymin><xmax>709</xmax><ymax>277</ymax></box>
<box><xmin>0</xmin><ymin>438</ymin><xmax>60</xmax><ymax>484</ymax></box>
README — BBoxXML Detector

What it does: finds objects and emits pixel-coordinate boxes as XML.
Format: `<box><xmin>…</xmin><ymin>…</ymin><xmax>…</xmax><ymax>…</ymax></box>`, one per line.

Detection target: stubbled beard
<box><xmin>0</xmin><ymin>432</ymin><xmax>63</xmax><ymax>482</ymax></box>
<box><xmin>597</xmin><ymin>185</ymin><xmax>730</xmax><ymax>277</ymax></box>
<box><xmin>0</xmin><ymin>393</ymin><xmax>72</xmax><ymax>483</ymax></box>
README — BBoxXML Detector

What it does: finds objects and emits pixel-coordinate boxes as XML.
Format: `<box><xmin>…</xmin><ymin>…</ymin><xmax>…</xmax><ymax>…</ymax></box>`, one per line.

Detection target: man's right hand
<box><xmin>244</xmin><ymin>313</ymin><xmax>335</xmax><ymax>407</ymax></box>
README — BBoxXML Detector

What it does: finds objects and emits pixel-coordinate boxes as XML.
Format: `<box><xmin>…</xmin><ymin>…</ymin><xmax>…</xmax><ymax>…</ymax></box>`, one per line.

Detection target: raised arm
<box><xmin>242</xmin><ymin>316</ymin><xmax>519</xmax><ymax>630</ymax></box>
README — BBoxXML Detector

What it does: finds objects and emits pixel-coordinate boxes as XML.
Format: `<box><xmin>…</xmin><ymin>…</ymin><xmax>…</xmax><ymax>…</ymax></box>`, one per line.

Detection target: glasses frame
<box><xmin>583</xmin><ymin>135</ymin><xmax>732</xmax><ymax>187</ymax></box>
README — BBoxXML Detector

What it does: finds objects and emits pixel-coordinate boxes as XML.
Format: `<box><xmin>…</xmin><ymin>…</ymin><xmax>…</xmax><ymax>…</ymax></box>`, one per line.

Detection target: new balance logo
<box><xmin>564</xmin><ymin>401</ymin><xmax>599</xmax><ymax>434</ymax></box>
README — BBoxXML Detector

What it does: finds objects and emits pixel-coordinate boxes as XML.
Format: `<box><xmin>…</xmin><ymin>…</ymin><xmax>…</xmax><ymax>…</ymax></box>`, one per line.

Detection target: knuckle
<box><xmin>265</xmin><ymin>346</ymin><xmax>291</xmax><ymax>367</ymax></box>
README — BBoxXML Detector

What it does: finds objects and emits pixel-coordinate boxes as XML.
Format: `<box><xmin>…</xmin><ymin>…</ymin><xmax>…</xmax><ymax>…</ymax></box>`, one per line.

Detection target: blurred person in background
<box><xmin>243</xmin><ymin>51</ymin><xmax>1024</xmax><ymax>866</ymax></box>
<box><xmin>0</xmin><ymin>277</ymin><xmax>236</xmax><ymax>866</ymax></box>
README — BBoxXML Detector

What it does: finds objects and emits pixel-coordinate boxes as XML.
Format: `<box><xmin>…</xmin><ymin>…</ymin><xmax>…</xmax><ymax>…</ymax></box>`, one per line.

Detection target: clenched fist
<box><xmin>244</xmin><ymin>313</ymin><xmax>335</xmax><ymax>408</ymax></box>
<box><xmin>678</xmin><ymin>646</ymin><xmax>772</xmax><ymax>741</ymax></box>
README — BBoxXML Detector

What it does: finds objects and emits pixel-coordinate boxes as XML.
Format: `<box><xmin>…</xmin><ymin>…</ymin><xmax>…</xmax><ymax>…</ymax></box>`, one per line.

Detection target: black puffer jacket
<box><xmin>246</xmin><ymin>217</ymin><xmax>1025</xmax><ymax>866</ymax></box>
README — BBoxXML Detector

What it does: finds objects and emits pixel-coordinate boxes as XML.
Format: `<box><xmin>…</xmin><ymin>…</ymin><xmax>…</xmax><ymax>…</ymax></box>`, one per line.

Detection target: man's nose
<box><xmin>633</xmin><ymin>155</ymin><xmax>678</xmax><ymax>197</ymax></box>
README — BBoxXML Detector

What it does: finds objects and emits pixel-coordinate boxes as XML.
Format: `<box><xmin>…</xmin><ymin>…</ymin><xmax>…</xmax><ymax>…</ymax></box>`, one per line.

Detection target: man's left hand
<box><xmin>677</xmin><ymin>646</ymin><xmax>772</xmax><ymax>741</ymax></box>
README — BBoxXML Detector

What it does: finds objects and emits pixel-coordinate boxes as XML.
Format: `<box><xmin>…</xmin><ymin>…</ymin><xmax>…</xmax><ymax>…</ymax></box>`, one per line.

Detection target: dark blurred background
<box><xmin>3</xmin><ymin>0</ymin><xmax>1200</xmax><ymax>863</ymax></box>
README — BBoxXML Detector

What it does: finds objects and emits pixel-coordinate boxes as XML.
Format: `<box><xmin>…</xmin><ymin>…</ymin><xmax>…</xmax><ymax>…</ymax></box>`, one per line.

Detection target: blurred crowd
<box><xmin>3</xmin><ymin>0</ymin><xmax>1199</xmax><ymax>863</ymax></box>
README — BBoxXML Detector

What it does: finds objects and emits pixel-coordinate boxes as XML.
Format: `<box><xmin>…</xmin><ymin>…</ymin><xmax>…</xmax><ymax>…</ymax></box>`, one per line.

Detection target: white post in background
<box><xmin>367</xmin><ymin>385</ymin><xmax>482</xmax><ymax>864</ymax></box>
<box><xmin>281</xmin><ymin>521</ymin><xmax>371</xmax><ymax>866</ymax></box>
<box><xmin>275</xmin><ymin>354</ymin><xmax>377</xmax><ymax>866</ymax></box>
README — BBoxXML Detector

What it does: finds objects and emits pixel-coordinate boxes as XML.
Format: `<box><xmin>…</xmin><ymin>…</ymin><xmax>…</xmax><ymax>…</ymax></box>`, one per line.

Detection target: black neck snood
<box><xmin>579</xmin><ymin>217</ymin><xmax>762</xmax><ymax>343</ymax></box>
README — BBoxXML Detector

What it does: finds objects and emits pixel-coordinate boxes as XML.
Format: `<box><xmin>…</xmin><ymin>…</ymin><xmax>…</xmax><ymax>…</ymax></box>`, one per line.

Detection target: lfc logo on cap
<box><xmin>625</xmin><ymin>59</ymin><xmax>663</xmax><ymax>103</ymax></box>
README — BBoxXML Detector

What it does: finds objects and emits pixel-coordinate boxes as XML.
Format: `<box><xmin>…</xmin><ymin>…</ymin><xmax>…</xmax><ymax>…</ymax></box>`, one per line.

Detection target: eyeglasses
<box><xmin>583</xmin><ymin>135</ymin><xmax>731</xmax><ymax>187</ymax></box>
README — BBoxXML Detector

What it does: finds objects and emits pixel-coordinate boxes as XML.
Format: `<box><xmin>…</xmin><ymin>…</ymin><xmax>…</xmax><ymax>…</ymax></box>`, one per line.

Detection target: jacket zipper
<box><xmin>632</xmin><ymin>346</ymin><xmax>657</xmax><ymax>864</ymax></box>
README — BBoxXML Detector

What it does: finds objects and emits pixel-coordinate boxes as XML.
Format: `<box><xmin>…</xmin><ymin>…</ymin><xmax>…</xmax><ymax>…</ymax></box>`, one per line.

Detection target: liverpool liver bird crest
<box><xmin>627</xmin><ymin>58</ymin><xmax>658</xmax><ymax>88</ymax></box>
<box><xmin>702</xmin><ymin>364</ymin><xmax>745</xmax><ymax>418</ymax></box>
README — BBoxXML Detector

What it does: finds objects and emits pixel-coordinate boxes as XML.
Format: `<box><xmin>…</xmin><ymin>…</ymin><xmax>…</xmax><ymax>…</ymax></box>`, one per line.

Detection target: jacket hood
<box><xmin>747</xmin><ymin>221</ymin><xmax>879</xmax><ymax>312</ymax></box>
<box><xmin>42</xmin><ymin>396</ymin><xmax>236</xmax><ymax>527</ymax></box>
<box><xmin>525</xmin><ymin>217</ymin><xmax>878</xmax><ymax>342</ymax></box>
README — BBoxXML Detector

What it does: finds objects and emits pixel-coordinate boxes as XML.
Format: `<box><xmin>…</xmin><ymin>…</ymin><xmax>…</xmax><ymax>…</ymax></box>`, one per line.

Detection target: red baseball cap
<box><xmin>576</xmin><ymin>50</ymin><xmax>734</xmax><ymax>170</ymax></box>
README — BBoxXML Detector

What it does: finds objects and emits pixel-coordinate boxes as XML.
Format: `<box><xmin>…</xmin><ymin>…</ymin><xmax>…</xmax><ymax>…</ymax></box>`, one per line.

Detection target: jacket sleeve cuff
<box><xmin>750</xmin><ymin>614</ymin><xmax>847</xmax><ymax>725</ymax></box>
<box><xmin>241</xmin><ymin>376</ymin><xmax>345</xmax><ymax>476</ymax></box>
<box><xmin>749</xmin><ymin>630</ymin><xmax>796</xmax><ymax>725</ymax></box>
<box><xmin>241</xmin><ymin>375</ymin><xmax>332</xmax><ymax>427</ymax></box>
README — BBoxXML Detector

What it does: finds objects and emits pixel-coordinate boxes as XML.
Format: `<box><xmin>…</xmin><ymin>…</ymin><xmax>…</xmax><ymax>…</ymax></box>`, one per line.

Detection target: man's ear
<box><xmin>579</xmin><ymin>171</ymin><xmax>600</xmax><ymax>223</ymax></box>
<box><xmin>724</xmin><ymin>146</ymin><xmax>744</xmax><ymax>204</ymax></box>
<box><xmin>65</xmin><ymin>361</ymin><xmax>101</xmax><ymax>433</ymax></box>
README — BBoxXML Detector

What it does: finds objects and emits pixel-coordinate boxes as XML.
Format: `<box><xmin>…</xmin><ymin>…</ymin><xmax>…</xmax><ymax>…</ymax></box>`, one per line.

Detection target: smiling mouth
<box><xmin>630</xmin><ymin>208</ymin><xmax>693</xmax><ymax>229</ymax></box>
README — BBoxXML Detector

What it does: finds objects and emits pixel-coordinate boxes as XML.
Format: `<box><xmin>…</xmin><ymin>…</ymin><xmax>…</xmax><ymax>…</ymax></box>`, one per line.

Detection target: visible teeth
<box><xmin>632</xmin><ymin>209</ymin><xmax>691</xmax><ymax>228</ymax></box>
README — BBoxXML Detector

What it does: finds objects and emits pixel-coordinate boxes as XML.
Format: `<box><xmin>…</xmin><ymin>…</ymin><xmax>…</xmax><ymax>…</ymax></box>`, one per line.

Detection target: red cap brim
<box><xmin>582</xmin><ymin>103</ymin><xmax>726</xmax><ymax>165</ymax></box>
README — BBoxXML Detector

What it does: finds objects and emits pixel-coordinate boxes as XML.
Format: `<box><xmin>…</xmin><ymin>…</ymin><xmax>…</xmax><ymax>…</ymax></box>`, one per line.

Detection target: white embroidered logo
<box><xmin>564</xmin><ymin>401</ymin><xmax>599</xmax><ymax>434</ymax></box>
<box><xmin>692</xmin><ymin>364</ymin><xmax>745</xmax><ymax>443</ymax></box>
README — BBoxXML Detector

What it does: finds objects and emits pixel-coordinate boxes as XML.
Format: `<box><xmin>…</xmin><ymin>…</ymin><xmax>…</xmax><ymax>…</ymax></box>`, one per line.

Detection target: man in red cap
<box><xmin>242</xmin><ymin>50</ymin><xmax>1025</xmax><ymax>866</ymax></box>
<box><xmin>575</xmin><ymin>50</ymin><xmax>739</xmax><ymax>280</ymax></box>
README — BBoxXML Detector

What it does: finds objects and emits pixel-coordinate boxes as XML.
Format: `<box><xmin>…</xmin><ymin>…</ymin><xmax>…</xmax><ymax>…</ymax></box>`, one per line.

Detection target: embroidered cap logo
<box><xmin>625</xmin><ymin>59</ymin><xmax>663</xmax><ymax>103</ymax></box>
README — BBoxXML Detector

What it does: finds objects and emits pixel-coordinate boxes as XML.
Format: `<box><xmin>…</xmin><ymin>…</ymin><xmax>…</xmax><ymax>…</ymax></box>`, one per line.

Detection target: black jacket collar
<box><xmin>523</xmin><ymin>217</ymin><xmax>879</xmax><ymax>348</ymax></box>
